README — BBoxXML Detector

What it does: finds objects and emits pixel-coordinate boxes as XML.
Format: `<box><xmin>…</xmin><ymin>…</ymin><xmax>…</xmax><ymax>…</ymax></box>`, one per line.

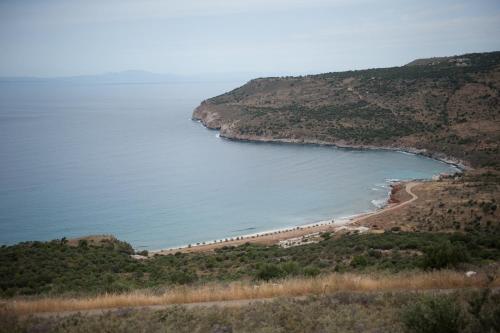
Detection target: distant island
<box><xmin>194</xmin><ymin>51</ymin><xmax>500</xmax><ymax>168</ymax></box>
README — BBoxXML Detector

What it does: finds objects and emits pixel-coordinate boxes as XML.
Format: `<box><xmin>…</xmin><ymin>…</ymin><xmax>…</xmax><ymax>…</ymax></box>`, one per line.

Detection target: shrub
<box><xmin>320</xmin><ymin>232</ymin><xmax>332</xmax><ymax>241</ymax></box>
<box><xmin>281</xmin><ymin>261</ymin><xmax>300</xmax><ymax>276</ymax></box>
<box><xmin>401</xmin><ymin>295</ymin><xmax>463</xmax><ymax>333</ymax></box>
<box><xmin>422</xmin><ymin>241</ymin><xmax>468</xmax><ymax>269</ymax></box>
<box><xmin>169</xmin><ymin>270</ymin><xmax>197</xmax><ymax>284</ymax></box>
<box><xmin>0</xmin><ymin>307</ymin><xmax>23</xmax><ymax>333</ymax></box>
<box><xmin>350</xmin><ymin>255</ymin><xmax>368</xmax><ymax>268</ymax></box>
<box><xmin>368</xmin><ymin>249</ymin><xmax>382</xmax><ymax>258</ymax></box>
<box><xmin>466</xmin><ymin>289</ymin><xmax>500</xmax><ymax>332</ymax></box>
<box><xmin>256</xmin><ymin>264</ymin><xmax>283</xmax><ymax>281</ymax></box>
<box><xmin>303</xmin><ymin>266</ymin><xmax>321</xmax><ymax>277</ymax></box>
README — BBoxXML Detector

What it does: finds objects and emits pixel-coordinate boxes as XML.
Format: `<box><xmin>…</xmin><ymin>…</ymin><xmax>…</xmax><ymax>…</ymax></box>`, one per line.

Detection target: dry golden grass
<box><xmin>6</xmin><ymin>270</ymin><xmax>499</xmax><ymax>316</ymax></box>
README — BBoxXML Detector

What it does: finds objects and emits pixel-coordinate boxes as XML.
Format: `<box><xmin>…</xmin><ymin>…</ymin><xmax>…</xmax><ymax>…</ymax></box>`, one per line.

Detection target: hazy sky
<box><xmin>1</xmin><ymin>0</ymin><xmax>499</xmax><ymax>77</ymax></box>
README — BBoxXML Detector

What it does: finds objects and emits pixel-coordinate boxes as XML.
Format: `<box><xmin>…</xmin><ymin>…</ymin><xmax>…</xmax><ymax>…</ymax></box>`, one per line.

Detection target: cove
<box><xmin>0</xmin><ymin>81</ymin><xmax>459</xmax><ymax>249</ymax></box>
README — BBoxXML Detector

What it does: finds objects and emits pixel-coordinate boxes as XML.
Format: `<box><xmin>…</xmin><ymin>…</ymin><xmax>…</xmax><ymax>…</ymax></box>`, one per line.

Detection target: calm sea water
<box><xmin>0</xmin><ymin>81</ymin><xmax>458</xmax><ymax>249</ymax></box>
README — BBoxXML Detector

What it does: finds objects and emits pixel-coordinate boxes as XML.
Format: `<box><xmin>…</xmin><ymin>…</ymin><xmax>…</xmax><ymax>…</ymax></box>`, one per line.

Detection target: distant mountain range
<box><xmin>0</xmin><ymin>70</ymin><xmax>257</xmax><ymax>84</ymax></box>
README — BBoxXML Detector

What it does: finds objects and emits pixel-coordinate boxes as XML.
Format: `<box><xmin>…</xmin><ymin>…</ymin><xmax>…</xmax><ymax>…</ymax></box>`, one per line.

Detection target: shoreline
<box><xmin>149</xmin><ymin>212</ymin><xmax>370</xmax><ymax>255</ymax></box>
<box><xmin>143</xmin><ymin>120</ymin><xmax>464</xmax><ymax>256</ymax></box>
<box><xmin>149</xmin><ymin>181</ymin><xmax>420</xmax><ymax>256</ymax></box>
<box><xmin>192</xmin><ymin>117</ymin><xmax>469</xmax><ymax>172</ymax></box>
<box><xmin>218</xmin><ymin>133</ymin><xmax>468</xmax><ymax>171</ymax></box>
<box><xmin>146</xmin><ymin>119</ymin><xmax>463</xmax><ymax>257</ymax></box>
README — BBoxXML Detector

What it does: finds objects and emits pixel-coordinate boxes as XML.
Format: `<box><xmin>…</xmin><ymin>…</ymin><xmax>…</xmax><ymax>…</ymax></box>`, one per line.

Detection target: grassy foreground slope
<box><xmin>3</xmin><ymin>291</ymin><xmax>500</xmax><ymax>333</ymax></box>
<box><xmin>193</xmin><ymin>51</ymin><xmax>500</xmax><ymax>168</ymax></box>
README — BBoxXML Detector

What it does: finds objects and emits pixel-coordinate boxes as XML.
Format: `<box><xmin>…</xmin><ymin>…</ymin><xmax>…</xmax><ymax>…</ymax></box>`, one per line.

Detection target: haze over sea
<box><xmin>0</xmin><ymin>79</ymin><xmax>458</xmax><ymax>250</ymax></box>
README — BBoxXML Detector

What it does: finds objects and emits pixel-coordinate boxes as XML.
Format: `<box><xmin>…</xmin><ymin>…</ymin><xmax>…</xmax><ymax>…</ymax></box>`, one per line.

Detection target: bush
<box><xmin>466</xmin><ymin>289</ymin><xmax>500</xmax><ymax>332</ymax></box>
<box><xmin>320</xmin><ymin>232</ymin><xmax>332</xmax><ymax>241</ymax></box>
<box><xmin>0</xmin><ymin>307</ymin><xmax>23</xmax><ymax>333</ymax></box>
<box><xmin>256</xmin><ymin>264</ymin><xmax>283</xmax><ymax>281</ymax></box>
<box><xmin>350</xmin><ymin>255</ymin><xmax>368</xmax><ymax>268</ymax></box>
<box><xmin>281</xmin><ymin>261</ymin><xmax>300</xmax><ymax>276</ymax></box>
<box><xmin>368</xmin><ymin>249</ymin><xmax>382</xmax><ymax>258</ymax></box>
<box><xmin>401</xmin><ymin>295</ymin><xmax>463</xmax><ymax>333</ymax></box>
<box><xmin>422</xmin><ymin>241</ymin><xmax>469</xmax><ymax>269</ymax></box>
<box><xmin>303</xmin><ymin>266</ymin><xmax>321</xmax><ymax>277</ymax></box>
<box><xmin>169</xmin><ymin>270</ymin><xmax>197</xmax><ymax>284</ymax></box>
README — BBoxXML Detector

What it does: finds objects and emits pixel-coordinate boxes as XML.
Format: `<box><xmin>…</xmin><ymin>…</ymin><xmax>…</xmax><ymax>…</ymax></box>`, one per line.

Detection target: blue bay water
<box><xmin>0</xmin><ymin>81</ymin><xmax>458</xmax><ymax>250</ymax></box>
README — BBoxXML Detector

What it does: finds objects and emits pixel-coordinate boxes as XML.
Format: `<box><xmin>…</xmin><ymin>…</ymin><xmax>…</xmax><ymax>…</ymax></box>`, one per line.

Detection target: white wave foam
<box><xmin>371</xmin><ymin>198</ymin><xmax>387</xmax><ymax>208</ymax></box>
<box><xmin>397</xmin><ymin>150</ymin><xmax>414</xmax><ymax>156</ymax></box>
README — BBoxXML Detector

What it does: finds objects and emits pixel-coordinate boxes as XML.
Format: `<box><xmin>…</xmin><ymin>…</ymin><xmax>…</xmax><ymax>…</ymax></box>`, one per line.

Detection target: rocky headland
<box><xmin>193</xmin><ymin>51</ymin><xmax>500</xmax><ymax>169</ymax></box>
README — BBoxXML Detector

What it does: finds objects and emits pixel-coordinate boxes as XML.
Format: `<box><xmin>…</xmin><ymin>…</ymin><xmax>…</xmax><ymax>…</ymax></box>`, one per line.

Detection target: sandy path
<box><xmin>32</xmin><ymin>297</ymin><xmax>281</xmax><ymax>319</ymax></box>
<box><xmin>357</xmin><ymin>182</ymin><xmax>418</xmax><ymax>218</ymax></box>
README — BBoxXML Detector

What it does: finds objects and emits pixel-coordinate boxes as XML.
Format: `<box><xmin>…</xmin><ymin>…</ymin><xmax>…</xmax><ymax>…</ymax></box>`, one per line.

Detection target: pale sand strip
<box><xmin>151</xmin><ymin>182</ymin><xmax>419</xmax><ymax>256</ymax></box>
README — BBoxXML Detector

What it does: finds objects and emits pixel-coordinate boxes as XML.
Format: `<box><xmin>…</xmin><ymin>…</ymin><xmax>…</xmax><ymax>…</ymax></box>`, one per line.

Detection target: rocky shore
<box><xmin>192</xmin><ymin>102</ymin><xmax>469</xmax><ymax>171</ymax></box>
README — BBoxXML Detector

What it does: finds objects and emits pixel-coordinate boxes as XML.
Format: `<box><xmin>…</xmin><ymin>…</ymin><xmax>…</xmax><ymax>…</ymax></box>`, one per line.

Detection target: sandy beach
<box><xmin>150</xmin><ymin>181</ymin><xmax>419</xmax><ymax>256</ymax></box>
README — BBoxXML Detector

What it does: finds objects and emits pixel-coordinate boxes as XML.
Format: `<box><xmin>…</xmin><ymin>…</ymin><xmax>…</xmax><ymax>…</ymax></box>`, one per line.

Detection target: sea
<box><xmin>0</xmin><ymin>80</ymin><xmax>459</xmax><ymax>250</ymax></box>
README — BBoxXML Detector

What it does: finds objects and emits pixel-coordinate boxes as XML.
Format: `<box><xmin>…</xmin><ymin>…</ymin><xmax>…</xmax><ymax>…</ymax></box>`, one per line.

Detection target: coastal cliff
<box><xmin>193</xmin><ymin>51</ymin><xmax>500</xmax><ymax>168</ymax></box>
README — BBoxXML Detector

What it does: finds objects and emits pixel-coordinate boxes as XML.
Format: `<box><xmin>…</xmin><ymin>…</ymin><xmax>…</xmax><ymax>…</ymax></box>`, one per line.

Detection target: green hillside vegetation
<box><xmin>1</xmin><ymin>227</ymin><xmax>499</xmax><ymax>297</ymax></box>
<box><xmin>193</xmin><ymin>51</ymin><xmax>500</xmax><ymax>167</ymax></box>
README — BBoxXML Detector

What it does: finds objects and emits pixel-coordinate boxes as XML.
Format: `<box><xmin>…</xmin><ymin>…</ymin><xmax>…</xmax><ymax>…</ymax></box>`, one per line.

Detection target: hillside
<box><xmin>193</xmin><ymin>51</ymin><xmax>500</xmax><ymax>168</ymax></box>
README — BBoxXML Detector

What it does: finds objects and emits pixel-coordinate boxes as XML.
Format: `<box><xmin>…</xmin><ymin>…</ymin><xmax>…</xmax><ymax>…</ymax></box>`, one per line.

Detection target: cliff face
<box><xmin>193</xmin><ymin>52</ymin><xmax>500</xmax><ymax>168</ymax></box>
